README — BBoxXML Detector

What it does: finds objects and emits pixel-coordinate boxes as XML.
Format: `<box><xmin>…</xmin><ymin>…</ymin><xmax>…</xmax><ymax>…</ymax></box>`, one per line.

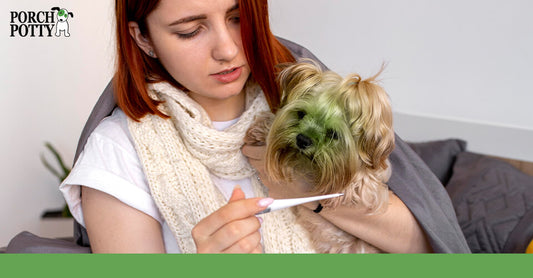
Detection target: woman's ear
<box><xmin>128</xmin><ymin>21</ymin><xmax>157</xmax><ymax>58</ymax></box>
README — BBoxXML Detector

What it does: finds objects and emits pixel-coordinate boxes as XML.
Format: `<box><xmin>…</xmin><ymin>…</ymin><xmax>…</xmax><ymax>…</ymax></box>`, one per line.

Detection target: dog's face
<box><xmin>56</xmin><ymin>9</ymin><xmax>69</xmax><ymax>22</ymax></box>
<box><xmin>266</xmin><ymin>84</ymin><xmax>357</xmax><ymax>194</ymax></box>
<box><xmin>264</xmin><ymin>62</ymin><xmax>395</xmax><ymax>203</ymax></box>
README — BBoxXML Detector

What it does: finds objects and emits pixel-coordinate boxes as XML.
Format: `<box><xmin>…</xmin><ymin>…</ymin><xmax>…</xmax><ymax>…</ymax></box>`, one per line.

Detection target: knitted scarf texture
<box><xmin>128</xmin><ymin>82</ymin><xmax>315</xmax><ymax>253</ymax></box>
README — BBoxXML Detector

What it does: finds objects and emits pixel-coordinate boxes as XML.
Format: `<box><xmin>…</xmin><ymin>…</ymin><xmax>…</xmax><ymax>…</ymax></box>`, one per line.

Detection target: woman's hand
<box><xmin>319</xmin><ymin>191</ymin><xmax>433</xmax><ymax>253</ymax></box>
<box><xmin>242</xmin><ymin>144</ymin><xmax>312</xmax><ymax>199</ymax></box>
<box><xmin>191</xmin><ymin>186</ymin><xmax>273</xmax><ymax>253</ymax></box>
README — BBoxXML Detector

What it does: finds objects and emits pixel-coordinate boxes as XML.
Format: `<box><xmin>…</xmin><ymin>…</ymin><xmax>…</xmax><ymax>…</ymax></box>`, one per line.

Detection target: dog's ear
<box><xmin>340</xmin><ymin>67</ymin><xmax>395</xmax><ymax>170</ymax></box>
<box><xmin>51</xmin><ymin>7</ymin><xmax>60</xmax><ymax>12</ymax></box>
<box><xmin>68</xmin><ymin>12</ymin><xmax>74</xmax><ymax>18</ymax></box>
<box><xmin>277</xmin><ymin>60</ymin><xmax>325</xmax><ymax>107</ymax></box>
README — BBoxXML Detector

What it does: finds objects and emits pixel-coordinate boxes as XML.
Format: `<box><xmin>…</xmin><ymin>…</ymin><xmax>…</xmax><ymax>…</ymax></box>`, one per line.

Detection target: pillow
<box><xmin>446</xmin><ymin>152</ymin><xmax>533</xmax><ymax>253</ymax></box>
<box><xmin>407</xmin><ymin>138</ymin><xmax>467</xmax><ymax>185</ymax></box>
<box><xmin>6</xmin><ymin>231</ymin><xmax>91</xmax><ymax>253</ymax></box>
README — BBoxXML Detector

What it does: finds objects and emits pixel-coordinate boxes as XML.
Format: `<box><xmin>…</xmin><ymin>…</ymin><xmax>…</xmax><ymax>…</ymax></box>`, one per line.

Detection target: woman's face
<box><xmin>138</xmin><ymin>0</ymin><xmax>250</xmax><ymax>114</ymax></box>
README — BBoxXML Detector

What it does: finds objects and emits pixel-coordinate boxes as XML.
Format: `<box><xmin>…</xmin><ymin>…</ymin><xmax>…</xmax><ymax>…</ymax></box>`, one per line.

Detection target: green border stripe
<box><xmin>0</xmin><ymin>254</ymin><xmax>530</xmax><ymax>277</ymax></box>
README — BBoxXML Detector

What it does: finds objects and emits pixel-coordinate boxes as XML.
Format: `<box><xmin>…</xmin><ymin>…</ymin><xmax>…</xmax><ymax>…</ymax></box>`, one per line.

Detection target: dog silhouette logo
<box><xmin>51</xmin><ymin>7</ymin><xmax>73</xmax><ymax>37</ymax></box>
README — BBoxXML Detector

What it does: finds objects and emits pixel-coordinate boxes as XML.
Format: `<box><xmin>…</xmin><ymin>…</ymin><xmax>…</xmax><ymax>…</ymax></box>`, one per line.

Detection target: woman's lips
<box><xmin>210</xmin><ymin>67</ymin><xmax>242</xmax><ymax>83</ymax></box>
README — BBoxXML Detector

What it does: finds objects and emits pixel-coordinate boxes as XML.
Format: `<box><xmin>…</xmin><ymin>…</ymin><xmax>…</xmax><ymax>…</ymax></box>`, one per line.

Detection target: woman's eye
<box><xmin>229</xmin><ymin>16</ymin><xmax>240</xmax><ymax>24</ymax></box>
<box><xmin>228</xmin><ymin>9</ymin><xmax>241</xmax><ymax>24</ymax></box>
<box><xmin>177</xmin><ymin>29</ymin><xmax>200</xmax><ymax>39</ymax></box>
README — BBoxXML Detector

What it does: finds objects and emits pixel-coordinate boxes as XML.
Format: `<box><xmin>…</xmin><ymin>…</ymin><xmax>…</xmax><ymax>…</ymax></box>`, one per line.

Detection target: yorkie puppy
<box><xmin>245</xmin><ymin>61</ymin><xmax>395</xmax><ymax>253</ymax></box>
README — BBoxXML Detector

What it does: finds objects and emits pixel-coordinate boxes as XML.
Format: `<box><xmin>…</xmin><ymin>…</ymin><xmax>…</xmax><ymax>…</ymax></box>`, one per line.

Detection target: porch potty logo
<box><xmin>10</xmin><ymin>7</ymin><xmax>74</xmax><ymax>37</ymax></box>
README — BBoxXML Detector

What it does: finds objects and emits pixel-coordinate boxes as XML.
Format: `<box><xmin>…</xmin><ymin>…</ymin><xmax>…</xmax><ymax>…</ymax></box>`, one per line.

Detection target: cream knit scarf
<box><xmin>127</xmin><ymin>82</ymin><xmax>315</xmax><ymax>253</ymax></box>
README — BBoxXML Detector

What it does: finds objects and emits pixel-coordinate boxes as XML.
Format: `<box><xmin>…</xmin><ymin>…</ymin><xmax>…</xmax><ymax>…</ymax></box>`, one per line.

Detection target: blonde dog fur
<box><xmin>245</xmin><ymin>61</ymin><xmax>395</xmax><ymax>253</ymax></box>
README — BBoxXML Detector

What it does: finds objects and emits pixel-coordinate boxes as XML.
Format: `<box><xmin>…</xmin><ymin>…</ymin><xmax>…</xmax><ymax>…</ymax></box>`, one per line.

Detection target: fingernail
<box><xmin>258</xmin><ymin>198</ymin><xmax>274</xmax><ymax>207</ymax></box>
<box><xmin>257</xmin><ymin>216</ymin><xmax>263</xmax><ymax>224</ymax></box>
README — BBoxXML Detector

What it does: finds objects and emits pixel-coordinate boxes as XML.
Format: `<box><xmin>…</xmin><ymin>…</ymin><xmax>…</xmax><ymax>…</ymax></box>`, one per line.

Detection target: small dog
<box><xmin>245</xmin><ymin>61</ymin><xmax>395</xmax><ymax>253</ymax></box>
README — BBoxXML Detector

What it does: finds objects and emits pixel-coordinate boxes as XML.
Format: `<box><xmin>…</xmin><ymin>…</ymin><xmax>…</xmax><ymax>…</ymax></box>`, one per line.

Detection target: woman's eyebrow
<box><xmin>168</xmin><ymin>3</ymin><xmax>239</xmax><ymax>27</ymax></box>
<box><xmin>226</xmin><ymin>3</ymin><xmax>239</xmax><ymax>14</ymax></box>
<box><xmin>168</xmin><ymin>15</ymin><xmax>206</xmax><ymax>27</ymax></box>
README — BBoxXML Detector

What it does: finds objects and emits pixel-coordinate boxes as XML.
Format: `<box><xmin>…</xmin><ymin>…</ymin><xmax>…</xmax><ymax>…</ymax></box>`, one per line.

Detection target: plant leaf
<box><xmin>40</xmin><ymin>153</ymin><xmax>63</xmax><ymax>181</ymax></box>
<box><xmin>44</xmin><ymin>142</ymin><xmax>71</xmax><ymax>180</ymax></box>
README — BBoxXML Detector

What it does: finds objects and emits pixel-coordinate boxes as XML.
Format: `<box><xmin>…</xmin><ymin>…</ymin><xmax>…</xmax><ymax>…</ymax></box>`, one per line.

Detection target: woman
<box><xmin>60</xmin><ymin>0</ymin><xmax>470</xmax><ymax>253</ymax></box>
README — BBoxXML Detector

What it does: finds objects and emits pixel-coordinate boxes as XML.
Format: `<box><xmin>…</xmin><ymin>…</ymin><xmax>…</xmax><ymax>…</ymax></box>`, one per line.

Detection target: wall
<box><xmin>1</xmin><ymin>0</ymin><xmax>115</xmax><ymax>245</ymax></box>
<box><xmin>1</xmin><ymin>0</ymin><xmax>532</xmax><ymax>245</ymax></box>
<box><xmin>269</xmin><ymin>0</ymin><xmax>533</xmax><ymax>161</ymax></box>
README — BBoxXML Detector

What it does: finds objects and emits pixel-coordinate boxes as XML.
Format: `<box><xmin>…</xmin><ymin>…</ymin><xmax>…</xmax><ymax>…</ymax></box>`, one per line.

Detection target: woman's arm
<box><xmin>82</xmin><ymin>186</ymin><xmax>166</xmax><ymax>253</ymax></box>
<box><xmin>82</xmin><ymin>185</ymin><xmax>273</xmax><ymax>253</ymax></box>
<box><xmin>242</xmin><ymin>144</ymin><xmax>433</xmax><ymax>253</ymax></box>
<box><xmin>300</xmin><ymin>192</ymin><xmax>433</xmax><ymax>253</ymax></box>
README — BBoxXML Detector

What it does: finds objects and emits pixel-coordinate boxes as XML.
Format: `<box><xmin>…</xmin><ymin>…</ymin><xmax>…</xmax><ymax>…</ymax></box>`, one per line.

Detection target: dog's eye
<box><xmin>296</xmin><ymin>110</ymin><xmax>306</xmax><ymax>120</ymax></box>
<box><xmin>326</xmin><ymin>129</ymin><xmax>339</xmax><ymax>140</ymax></box>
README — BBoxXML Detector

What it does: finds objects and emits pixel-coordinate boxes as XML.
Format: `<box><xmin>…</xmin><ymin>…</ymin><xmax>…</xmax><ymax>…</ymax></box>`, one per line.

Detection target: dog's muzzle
<box><xmin>296</xmin><ymin>134</ymin><xmax>313</xmax><ymax>149</ymax></box>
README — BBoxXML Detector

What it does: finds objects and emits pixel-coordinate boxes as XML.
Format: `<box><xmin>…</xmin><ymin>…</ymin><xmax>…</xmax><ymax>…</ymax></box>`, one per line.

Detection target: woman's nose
<box><xmin>211</xmin><ymin>25</ymin><xmax>239</xmax><ymax>62</ymax></box>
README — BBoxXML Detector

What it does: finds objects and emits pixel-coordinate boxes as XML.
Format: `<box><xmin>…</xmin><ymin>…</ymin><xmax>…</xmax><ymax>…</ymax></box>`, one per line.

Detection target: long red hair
<box><xmin>114</xmin><ymin>0</ymin><xmax>295</xmax><ymax>121</ymax></box>
<box><xmin>239</xmin><ymin>0</ymin><xmax>295</xmax><ymax>112</ymax></box>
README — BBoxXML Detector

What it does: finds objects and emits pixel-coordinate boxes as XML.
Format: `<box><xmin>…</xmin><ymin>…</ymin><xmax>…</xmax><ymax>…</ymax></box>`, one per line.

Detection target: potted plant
<box><xmin>40</xmin><ymin>142</ymin><xmax>72</xmax><ymax>218</ymax></box>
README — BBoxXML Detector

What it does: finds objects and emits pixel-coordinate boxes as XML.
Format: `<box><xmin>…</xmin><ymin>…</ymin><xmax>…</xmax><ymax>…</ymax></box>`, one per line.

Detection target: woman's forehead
<box><xmin>150</xmin><ymin>0</ymin><xmax>239</xmax><ymax>22</ymax></box>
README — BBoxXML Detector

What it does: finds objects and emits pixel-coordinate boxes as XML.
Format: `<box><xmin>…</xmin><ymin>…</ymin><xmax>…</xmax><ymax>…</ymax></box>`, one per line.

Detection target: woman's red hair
<box><xmin>239</xmin><ymin>0</ymin><xmax>295</xmax><ymax>112</ymax></box>
<box><xmin>114</xmin><ymin>0</ymin><xmax>295</xmax><ymax>121</ymax></box>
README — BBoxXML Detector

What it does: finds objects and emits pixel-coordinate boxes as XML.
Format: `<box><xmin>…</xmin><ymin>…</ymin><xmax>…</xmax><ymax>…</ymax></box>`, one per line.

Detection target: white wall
<box><xmin>269</xmin><ymin>0</ymin><xmax>533</xmax><ymax>160</ymax></box>
<box><xmin>1</xmin><ymin>0</ymin><xmax>115</xmax><ymax>245</ymax></box>
<box><xmin>1</xmin><ymin>0</ymin><xmax>532</xmax><ymax>246</ymax></box>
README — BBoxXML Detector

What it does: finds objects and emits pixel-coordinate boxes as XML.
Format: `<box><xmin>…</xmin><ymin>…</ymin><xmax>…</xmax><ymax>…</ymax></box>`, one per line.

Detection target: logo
<box><xmin>51</xmin><ymin>7</ymin><xmax>73</xmax><ymax>37</ymax></box>
<box><xmin>10</xmin><ymin>7</ymin><xmax>74</xmax><ymax>37</ymax></box>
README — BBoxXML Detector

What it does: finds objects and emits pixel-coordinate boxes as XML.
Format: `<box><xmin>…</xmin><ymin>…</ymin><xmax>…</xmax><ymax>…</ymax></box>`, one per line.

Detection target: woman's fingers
<box><xmin>192</xmin><ymin>186</ymin><xmax>273</xmax><ymax>253</ymax></box>
<box><xmin>228</xmin><ymin>184</ymin><xmax>246</xmax><ymax>202</ymax></box>
<box><xmin>217</xmin><ymin>219</ymin><xmax>263</xmax><ymax>253</ymax></box>
<box><xmin>193</xmin><ymin>192</ymin><xmax>271</xmax><ymax>236</ymax></box>
<box><xmin>196</xmin><ymin>197</ymin><xmax>272</xmax><ymax>236</ymax></box>
<box><xmin>194</xmin><ymin>209</ymin><xmax>266</xmax><ymax>253</ymax></box>
<box><xmin>196</xmin><ymin>216</ymin><xmax>262</xmax><ymax>253</ymax></box>
<box><xmin>222</xmin><ymin>230</ymin><xmax>263</xmax><ymax>253</ymax></box>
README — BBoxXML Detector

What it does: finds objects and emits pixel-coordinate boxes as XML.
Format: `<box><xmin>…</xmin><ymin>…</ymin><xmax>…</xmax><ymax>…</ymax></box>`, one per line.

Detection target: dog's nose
<box><xmin>296</xmin><ymin>134</ymin><xmax>313</xmax><ymax>149</ymax></box>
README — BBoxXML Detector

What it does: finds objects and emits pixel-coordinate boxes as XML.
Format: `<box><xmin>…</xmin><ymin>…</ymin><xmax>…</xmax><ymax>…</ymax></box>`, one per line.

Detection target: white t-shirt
<box><xmin>59</xmin><ymin>108</ymin><xmax>256</xmax><ymax>253</ymax></box>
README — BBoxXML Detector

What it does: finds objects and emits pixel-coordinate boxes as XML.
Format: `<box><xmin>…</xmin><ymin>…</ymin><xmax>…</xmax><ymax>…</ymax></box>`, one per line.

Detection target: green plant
<box><xmin>41</xmin><ymin>142</ymin><xmax>72</xmax><ymax>218</ymax></box>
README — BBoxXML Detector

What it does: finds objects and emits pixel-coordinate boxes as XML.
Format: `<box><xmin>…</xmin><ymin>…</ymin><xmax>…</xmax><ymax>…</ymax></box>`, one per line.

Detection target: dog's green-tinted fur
<box><xmin>264</xmin><ymin>61</ymin><xmax>394</xmax><ymax>210</ymax></box>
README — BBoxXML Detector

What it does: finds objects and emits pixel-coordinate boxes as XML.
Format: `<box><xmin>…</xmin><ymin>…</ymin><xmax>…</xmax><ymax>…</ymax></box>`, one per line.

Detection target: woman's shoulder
<box><xmin>72</xmin><ymin>107</ymin><xmax>142</xmax><ymax>182</ymax></box>
<box><xmin>62</xmin><ymin>107</ymin><xmax>162</xmax><ymax>226</ymax></box>
<box><xmin>88</xmin><ymin>108</ymin><xmax>138</xmax><ymax>155</ymax></box>
<box><xmin>93</xmin><ymin>108</ymin><xmax>131</xmax><ymax>140</ymax></box>
<box><xmin>72</xmin><ymin>107</ymin><xmax>141</xmax><ymax>180</ymax></box>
